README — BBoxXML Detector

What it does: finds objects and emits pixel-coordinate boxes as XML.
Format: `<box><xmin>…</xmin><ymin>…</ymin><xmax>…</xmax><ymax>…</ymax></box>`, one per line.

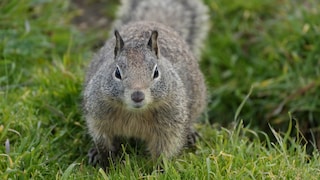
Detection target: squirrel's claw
<box><xmin>88</xmin><ymin>147</ymin><xmax>100</xmax><ymax>166</ymax></box>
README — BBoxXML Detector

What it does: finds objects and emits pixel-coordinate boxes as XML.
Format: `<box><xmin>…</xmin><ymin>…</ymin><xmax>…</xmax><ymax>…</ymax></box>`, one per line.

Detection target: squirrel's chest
<box><xmin>108</xmin><ymin>110</ymin><xmax>156</xmax><ymax>139</ymax></box>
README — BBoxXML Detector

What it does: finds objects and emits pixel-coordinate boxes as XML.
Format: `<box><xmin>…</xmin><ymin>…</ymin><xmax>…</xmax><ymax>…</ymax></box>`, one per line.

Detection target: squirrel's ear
<box><xmin>147</xmin><ymin>30</ymin><xmax>159</xmax><ymax>58</ymax></box>
<box><xmin>114</xmin><ymin>30</ymin><xmax>124</xmax><ymax>58</ymax></box>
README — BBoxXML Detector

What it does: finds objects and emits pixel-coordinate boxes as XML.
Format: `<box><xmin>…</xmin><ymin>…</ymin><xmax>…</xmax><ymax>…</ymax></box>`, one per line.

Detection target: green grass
<box><xmin>203</xmin><ymin>0</ymin><xmax>320</xmax><ymax>136</ymax></box>
<box><xmin>1</xmin><ymin>0</ymin><xmax>320</xmax><ymax>179</ymax></box>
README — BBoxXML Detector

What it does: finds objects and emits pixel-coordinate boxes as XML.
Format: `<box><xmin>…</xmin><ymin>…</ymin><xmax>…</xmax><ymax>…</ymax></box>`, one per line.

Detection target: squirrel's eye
<box><xmin>153</xmin><ymin>66</ymin><xmax>159</xmax><ymax>79</ymax></box>
<box><xmin>115</xmin><ymin>67</ymin><xmax>122</xmax><ymax>80</ymax></box>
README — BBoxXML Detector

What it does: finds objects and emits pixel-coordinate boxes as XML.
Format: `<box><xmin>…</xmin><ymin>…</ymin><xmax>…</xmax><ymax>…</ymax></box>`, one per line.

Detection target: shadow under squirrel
<box><xmin>82</xmin><ymin>0</ymin><xmax>209</xmax><ymax>168</ymax></box>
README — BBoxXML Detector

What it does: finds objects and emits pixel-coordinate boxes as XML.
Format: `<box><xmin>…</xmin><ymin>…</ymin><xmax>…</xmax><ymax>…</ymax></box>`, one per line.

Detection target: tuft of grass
<box><xmin>1</xmin><ymin>0</ymin><xmax>320</xmax><ymax>179</ymax></box>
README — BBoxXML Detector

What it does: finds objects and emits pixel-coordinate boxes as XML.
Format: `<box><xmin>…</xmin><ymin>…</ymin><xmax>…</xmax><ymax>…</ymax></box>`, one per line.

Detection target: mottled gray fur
<box><xmin>83</xmin><ymin>0</ymin><xmax>208</xmax><ymax>168</ymax></box>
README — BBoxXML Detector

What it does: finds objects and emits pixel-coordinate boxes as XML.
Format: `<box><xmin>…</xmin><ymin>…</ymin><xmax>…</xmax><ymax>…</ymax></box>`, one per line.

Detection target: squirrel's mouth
<box><xmin>125</xmin><ymin>100</ymin><xmax>149</xmax><ymax>111</ymax></box>
<box><xmin>124</xmin><ymin>97</ymin><xmax>146</xmax><ymax>110</ymax></box>
<box><xmin>131</xmin><ymin>102</ymin><xmax>145</xmax><ymax>109</ymax></box>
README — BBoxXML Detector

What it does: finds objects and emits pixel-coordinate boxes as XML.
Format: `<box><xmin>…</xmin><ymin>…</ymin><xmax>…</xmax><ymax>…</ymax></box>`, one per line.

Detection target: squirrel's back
<box><xmin>113</xmin><ymin>0</ymin><xmax>210</xmax><ymax>57</ymax></box>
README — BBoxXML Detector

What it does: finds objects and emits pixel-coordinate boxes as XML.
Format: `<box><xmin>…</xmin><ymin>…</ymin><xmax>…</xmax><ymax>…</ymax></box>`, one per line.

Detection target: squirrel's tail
<box><xmin>113</xmin><ymin>0</ymin><xmax>210</xmax><ymax>58</ymax></box>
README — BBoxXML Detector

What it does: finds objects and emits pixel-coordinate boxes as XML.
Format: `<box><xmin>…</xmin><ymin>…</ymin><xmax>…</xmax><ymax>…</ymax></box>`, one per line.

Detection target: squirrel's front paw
<box><xmin>186</xmin><ymin>130</ymin><xmax>199</xmax><ymax>148</ymax></box>
<box><xmin>88</xmin><ymin>147</ymin><xmax>112</xmax><ymax>169</ymax></box>
<box><xmin>88</xmin><ymin>147</ymin><xmax>100</xmax><ymax>166</ymax></box>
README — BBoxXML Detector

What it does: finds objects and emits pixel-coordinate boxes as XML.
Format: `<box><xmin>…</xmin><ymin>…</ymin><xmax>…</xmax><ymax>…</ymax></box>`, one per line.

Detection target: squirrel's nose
<box><xmin>131</xmin><ymin>91</ymin><xmax>145</xmax><ymax>103</ymax></box>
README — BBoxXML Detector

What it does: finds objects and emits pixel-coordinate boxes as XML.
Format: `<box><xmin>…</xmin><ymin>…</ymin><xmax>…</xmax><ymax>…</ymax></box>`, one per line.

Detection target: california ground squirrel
<box><xmin>82</xmin><ymin>0</ymin><xmax>209</xmax><ymax>168</ymax></box>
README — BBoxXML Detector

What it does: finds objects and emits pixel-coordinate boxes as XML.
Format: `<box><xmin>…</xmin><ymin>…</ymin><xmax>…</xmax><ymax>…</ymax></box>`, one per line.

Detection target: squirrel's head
<box><xmin>110</xmin><ymin>30</ymin><xmax>167</xmax><ymax>111</ymax></box>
